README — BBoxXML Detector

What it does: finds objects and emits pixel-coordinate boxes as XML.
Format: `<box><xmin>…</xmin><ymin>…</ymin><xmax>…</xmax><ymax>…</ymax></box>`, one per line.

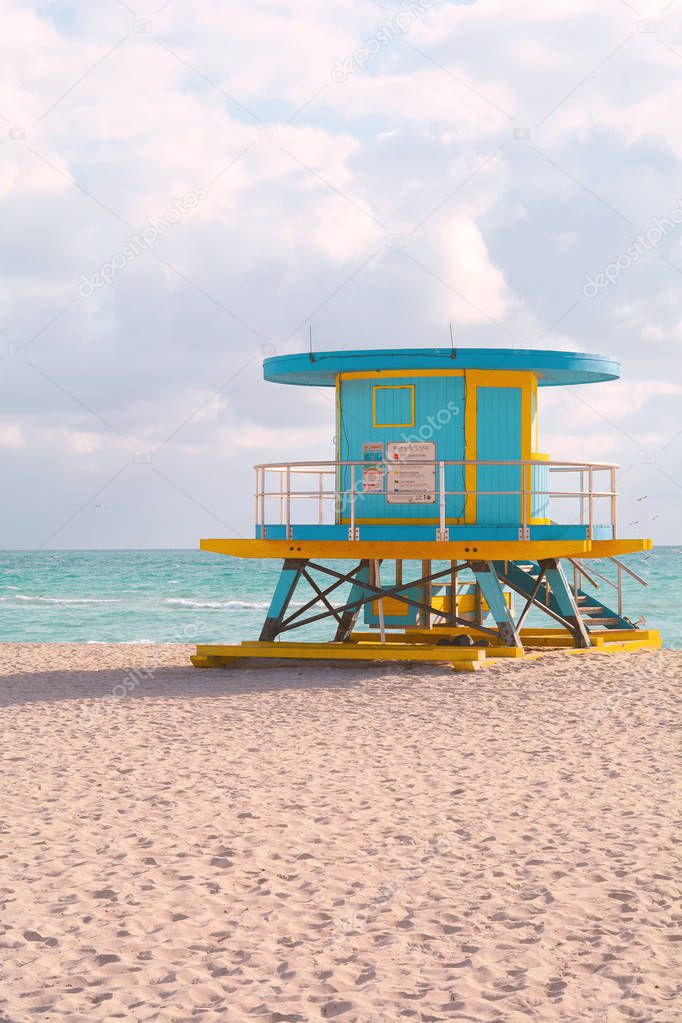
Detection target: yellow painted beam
<box><xmin>568</xmin><ymin>636</ymin><xmax>662</xmax><ymax>654</ymax></box>
<box><xmin>344</xmin><ymin>633</ymin><xmax>418</xmax><ymax>644</ymax></box>
<box><xmin>403</xmin><ymin>626</ymin><xmax>508</xmax><ymax>643</ymax></box>
<box><xmin>190</xmin><ymin>654</ymin><xmax>239</xmax><ymax>668</ymax></box>
<box><xmin>349</xmin><ymin>628</ymin><xmax>500</xmax><ymax>646</ymax></box>
<box><xmin>192</xmin><ymin>630</ymin><xmax>662</xmax><ymax>670</ymax></box>
<box><xmin>590</xmin><ymin>629</ymin><xmax>659</xmax><ymax>644</ymax></box>
<box><xmin>195</xmin><ymin>642</ymin><xmax>486</xmax><ymax>663</ymax></box>
<box><xmin>200</xmin><ymin>538</ymin><xmax>592</xmax><ymax>560</ymax></box>
<box><xmin>352</xmin><ymin>633</ymin><xmax>524</xmax><ymax>658</ymax></box>
<box><xmin>591</xmin><ymin>631</ymin><xmax>661</xmax><ymax>650</ymax></box>
<box><xmin>339</xmin><ymin>369</ymin><xmax>465</xmax><ymax>380</ymax></box>
<box><xmin>600</xmin><ymin>636</ymin><xmax>662</xmax><ymax>652</ymax></box>
<box><xmin>581</xmin><ymin>538</ymin><xmax>653</xmax><ymax>557</ymax></box>
<box><xmin>482</xmin><ymin>646</ymin><xmax>526</xmax><ymax>658</ymax></box>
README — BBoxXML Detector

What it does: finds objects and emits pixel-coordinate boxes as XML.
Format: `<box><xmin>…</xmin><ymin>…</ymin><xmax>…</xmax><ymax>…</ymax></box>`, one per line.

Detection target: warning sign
<box><xmin>386</xmin><ymin>441</ymin><xmax>436</xmax><ymax>504</ymax></box>
<box><xmin>362</xmin><ymin>442</ymin><xmax>384</xmax><ymax>494</ymax></box>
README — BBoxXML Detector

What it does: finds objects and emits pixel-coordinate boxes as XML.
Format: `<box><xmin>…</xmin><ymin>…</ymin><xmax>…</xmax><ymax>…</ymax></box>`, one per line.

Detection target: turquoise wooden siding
<box><xmin>476</xmin><ymin>387</ymin><xmax>522</xmax><ymax>525</ymax></box>
<box><xmin>338</xmin><ymin>375</ymin><xmax>465</xmax><ymax>520</ymax></box>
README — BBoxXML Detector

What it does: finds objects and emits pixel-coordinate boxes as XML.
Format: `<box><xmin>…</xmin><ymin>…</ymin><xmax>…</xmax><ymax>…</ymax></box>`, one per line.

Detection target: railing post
<box><xmin>611</xmin><ymin>465</ymin><xmax>617</xmax><ymax>540</ymax></box>
<box><xmin>617</xmin><ymin>561</ymin><xmax>623</xmax><ymax>617</ymax></box>
<box><xmin>279</xmin><ymin>470</ymin><xmax>285</xmax><ymax>524</ymax></box>
<box><xmin>318</xmin><ymin>471</ymin><xmax>324</xmax><ymax>525</ymax></box>
<box><xmin>259</xmin><ymin>468</ymin><xmax>265</xmax><ymax>537</ymax></box>
<box><xmin>588</xmin><ymin>466</ymin><xmax>594</xmax><ymax>540</ymax></box>
<box><xmin>350</xmin><ymin>464</ymin><xmax>356</xmax><ymax>540</ymax></box>
<box><xmin>374</xmin><ymin>559</ymin><xmax>386</xmax><ymax>644</ymax></box>
<box><xmin>285</xmin><ymin>466</ymin><xmax>291</xmax><ymax>540</ymax></box>
<box><xmin>255</xmin><ymin>467</ymin><xmax>260</xmax><ymax>535</ymax></box>
<box><xmin>521</xmin><ymin>460</ymin><xmax>528</xmax><ymax>539</ymax></box>
<box><xmin>438</xmin><ymin>460</ymin><xmax>446</xmax><ymax>538</ymax></box>
<box><xmin>580</xmin><ymin>469</ymin><xmax>585</xmax><ymax>525</ymax></box>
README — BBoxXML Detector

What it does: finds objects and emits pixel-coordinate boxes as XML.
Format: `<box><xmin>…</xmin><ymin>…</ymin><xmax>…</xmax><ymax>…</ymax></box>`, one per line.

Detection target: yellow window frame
<box><xmin>372</xmin><ymin>384</ymin><xmax>415</xmax><ymax>428</ymax></box>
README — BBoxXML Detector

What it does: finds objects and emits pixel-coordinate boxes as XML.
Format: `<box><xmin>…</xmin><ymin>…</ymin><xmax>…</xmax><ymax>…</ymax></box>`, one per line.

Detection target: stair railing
<box><xmin>572</xmin><ymin>555</ymin><xmax>648</xmax><ymax>621</ymax></box>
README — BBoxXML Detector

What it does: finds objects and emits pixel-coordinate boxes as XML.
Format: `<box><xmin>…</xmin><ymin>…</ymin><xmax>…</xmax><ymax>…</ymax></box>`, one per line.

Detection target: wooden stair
<box><xmin>510</xmin><ymin>561</ymin><xmax>631</xmax><ymax>633</ymax></box>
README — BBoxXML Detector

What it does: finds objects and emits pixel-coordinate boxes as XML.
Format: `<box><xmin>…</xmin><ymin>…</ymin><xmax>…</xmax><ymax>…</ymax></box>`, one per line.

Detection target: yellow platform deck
<box><xmin>200</xmin><ymin>537</ymin><xmax>652</xmax><ymax>561</ymax></box>
<box><xmin>192</xmin><ymin>629</ymin><xmax>661</xmax><ymax>673</ymax></box>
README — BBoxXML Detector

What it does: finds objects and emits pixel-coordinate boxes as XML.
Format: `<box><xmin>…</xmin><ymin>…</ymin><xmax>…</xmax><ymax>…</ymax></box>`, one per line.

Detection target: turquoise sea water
<box><xmin>0</xmin><ymin>549</ymin><xmax>680</xmax><ymax>647</ymax></box>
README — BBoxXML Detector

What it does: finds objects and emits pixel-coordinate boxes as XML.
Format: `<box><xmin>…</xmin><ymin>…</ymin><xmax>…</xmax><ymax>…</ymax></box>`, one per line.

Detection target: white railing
<box><xmin>254</xmin><ymin>459</ymin><xmax>619</xmax><ymax>540</ymax></box>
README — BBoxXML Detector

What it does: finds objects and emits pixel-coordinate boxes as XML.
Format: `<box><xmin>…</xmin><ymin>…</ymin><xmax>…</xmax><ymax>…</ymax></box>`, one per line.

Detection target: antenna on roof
<box><xmin>308</xmin><ymin>323</ymin><xmax>314</xmax><ymax>362</ymax></box>
<box><xmin>449</xmin><ymin>322</ymin><xmax>456</xmax><ymax>359</ymax></box>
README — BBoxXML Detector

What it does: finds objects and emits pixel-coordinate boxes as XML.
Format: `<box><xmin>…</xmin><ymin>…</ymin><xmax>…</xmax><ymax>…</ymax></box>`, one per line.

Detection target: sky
<box><xmin>0</xmin><ymin>0</ymin><xmax>680</xmax><ymax>548</ymax></box>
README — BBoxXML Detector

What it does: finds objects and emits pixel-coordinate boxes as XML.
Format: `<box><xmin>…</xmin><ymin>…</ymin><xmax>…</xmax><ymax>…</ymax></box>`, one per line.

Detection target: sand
<box><xmin>0</xmin><ymin>643</ymin><xmax>680</xmax><ymax>1023</ymax></box>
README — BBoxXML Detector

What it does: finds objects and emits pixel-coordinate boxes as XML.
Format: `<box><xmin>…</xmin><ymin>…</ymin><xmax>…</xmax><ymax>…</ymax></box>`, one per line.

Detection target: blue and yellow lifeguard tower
<box><xmin>192</xmin><ymin>347</ymin><xmax>660</xmax><ymax>671</ymax></box>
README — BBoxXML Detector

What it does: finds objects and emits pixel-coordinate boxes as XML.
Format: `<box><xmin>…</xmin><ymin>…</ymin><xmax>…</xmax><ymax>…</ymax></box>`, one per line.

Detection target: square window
<box><xmin>372</xmin><ymin>384</ymin><xmax>414</xmax><ymax>427</ymax></box>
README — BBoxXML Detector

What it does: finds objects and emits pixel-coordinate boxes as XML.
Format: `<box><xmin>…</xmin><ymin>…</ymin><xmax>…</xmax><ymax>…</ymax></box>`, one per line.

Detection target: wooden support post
<box><xmin>421</xmin><ymin>559</ymin><xmax>431</xmax><ymax>628</ymax></box>
<box><xmin>374</xmin><ymin>559</ymin><xmax>386</xmax><ymax>645</ymax></box>
<box><xmin>450</xmin><ymin>560</ymin><xmax>458</xmax><ymax>625</ymax></box>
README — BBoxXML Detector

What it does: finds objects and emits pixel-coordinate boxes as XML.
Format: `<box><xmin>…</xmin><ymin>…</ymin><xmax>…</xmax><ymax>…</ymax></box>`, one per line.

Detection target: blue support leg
<box><xmin>471</xmin><ymin>561</ymin><xmax>521</xmax><ymax>647</ymax></box>
<box><xmin>259</xmin><ymin>559</ymin><xmax>305</xmax><ymax>641</ymax></box>
<box><xmin>543</xmin><ymin>559</ymin><xmax>591</xmax><ymax>648</ymax></box>
<box><xmin>334</xmin><ymin>560</ymin><xmax>371</xmax><ymax>642</ymax></box>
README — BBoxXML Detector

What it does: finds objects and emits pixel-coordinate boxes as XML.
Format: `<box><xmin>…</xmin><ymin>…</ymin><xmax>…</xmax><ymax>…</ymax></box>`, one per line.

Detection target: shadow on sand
<box><xmin>0</xmin><ymin>657</ymin><xmax>453</xmax><ymax>710</ymax></box>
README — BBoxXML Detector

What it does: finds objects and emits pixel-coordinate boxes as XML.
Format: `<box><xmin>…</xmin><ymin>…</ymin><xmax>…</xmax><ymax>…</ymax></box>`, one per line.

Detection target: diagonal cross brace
<box><xmin>280</xmin><ymin>561</ymin><xmax>498</xmax><ymax>637</ymax></box>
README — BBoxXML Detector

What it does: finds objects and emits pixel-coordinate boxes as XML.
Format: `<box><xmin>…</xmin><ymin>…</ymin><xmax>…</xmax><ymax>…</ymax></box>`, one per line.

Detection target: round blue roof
<box><xmin>263</xmin><ymin>348</ymin><xmax>619</xmax><ymax>387</ymax></box>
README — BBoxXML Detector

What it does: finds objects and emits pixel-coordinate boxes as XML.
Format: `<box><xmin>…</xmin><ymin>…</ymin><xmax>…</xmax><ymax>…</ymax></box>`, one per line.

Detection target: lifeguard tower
<box><xmin>192</xmin><ymin>347</ymin><xmax>660</xmax><ymax>671</ymax></box>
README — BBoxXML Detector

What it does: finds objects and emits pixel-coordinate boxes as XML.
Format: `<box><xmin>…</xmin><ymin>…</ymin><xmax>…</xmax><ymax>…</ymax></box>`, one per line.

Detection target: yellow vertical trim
<box><xmin>528</xmin><ymin>377</ymin><xmax>550</xmax><ymax>524</ymax></box>
<box><xmin>532</xmin><ymin>377</ymin><xmax>539</xmax><ymax>453</ymax></box>
<box><xmin>335</xmin><ymin>374</ymin><xmax>341</xmax><ymax>525</ymax></box>
<box><xmin>521</xmin><ymin>380</ymin><xmax>532</xmax><ymax>525</ymax></box>
<box><xmin>464</xmin><ymin>373</ymin><xmax>477</xmax><ymax>523</ymax></box>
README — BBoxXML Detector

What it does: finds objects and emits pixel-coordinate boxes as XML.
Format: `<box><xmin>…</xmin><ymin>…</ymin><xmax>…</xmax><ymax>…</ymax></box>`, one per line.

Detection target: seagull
<box><xmin>636</xmin><ymin>496</ymin><xmax>647</xmax><ymax>502</ymax></box>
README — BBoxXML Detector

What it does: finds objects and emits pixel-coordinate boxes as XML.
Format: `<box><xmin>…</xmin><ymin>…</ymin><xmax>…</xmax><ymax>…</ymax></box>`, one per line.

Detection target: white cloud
<box><xmin>0</xmin><ymin>0</ymin><xmax>680</xmax><ymax>545</ymax></box>
<box><xmin>435</xmin><ymin>213</ymin><xmax>514</xmax><ymax>323</ymax></box>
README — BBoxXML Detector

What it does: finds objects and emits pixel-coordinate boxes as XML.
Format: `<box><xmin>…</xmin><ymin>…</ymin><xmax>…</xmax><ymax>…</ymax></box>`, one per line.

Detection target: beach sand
<box><xmin>0</xmin><ymin>643</ymin><xmax>679</xmax><ymax>1022</ymax></box>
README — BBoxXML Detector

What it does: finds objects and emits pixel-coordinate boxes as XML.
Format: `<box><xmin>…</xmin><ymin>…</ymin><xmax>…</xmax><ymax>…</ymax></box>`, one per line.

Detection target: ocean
<box><xmin>0</xmin><ymin>548</ymin><xmax>680</xmax><ymax>648</ymax></box>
